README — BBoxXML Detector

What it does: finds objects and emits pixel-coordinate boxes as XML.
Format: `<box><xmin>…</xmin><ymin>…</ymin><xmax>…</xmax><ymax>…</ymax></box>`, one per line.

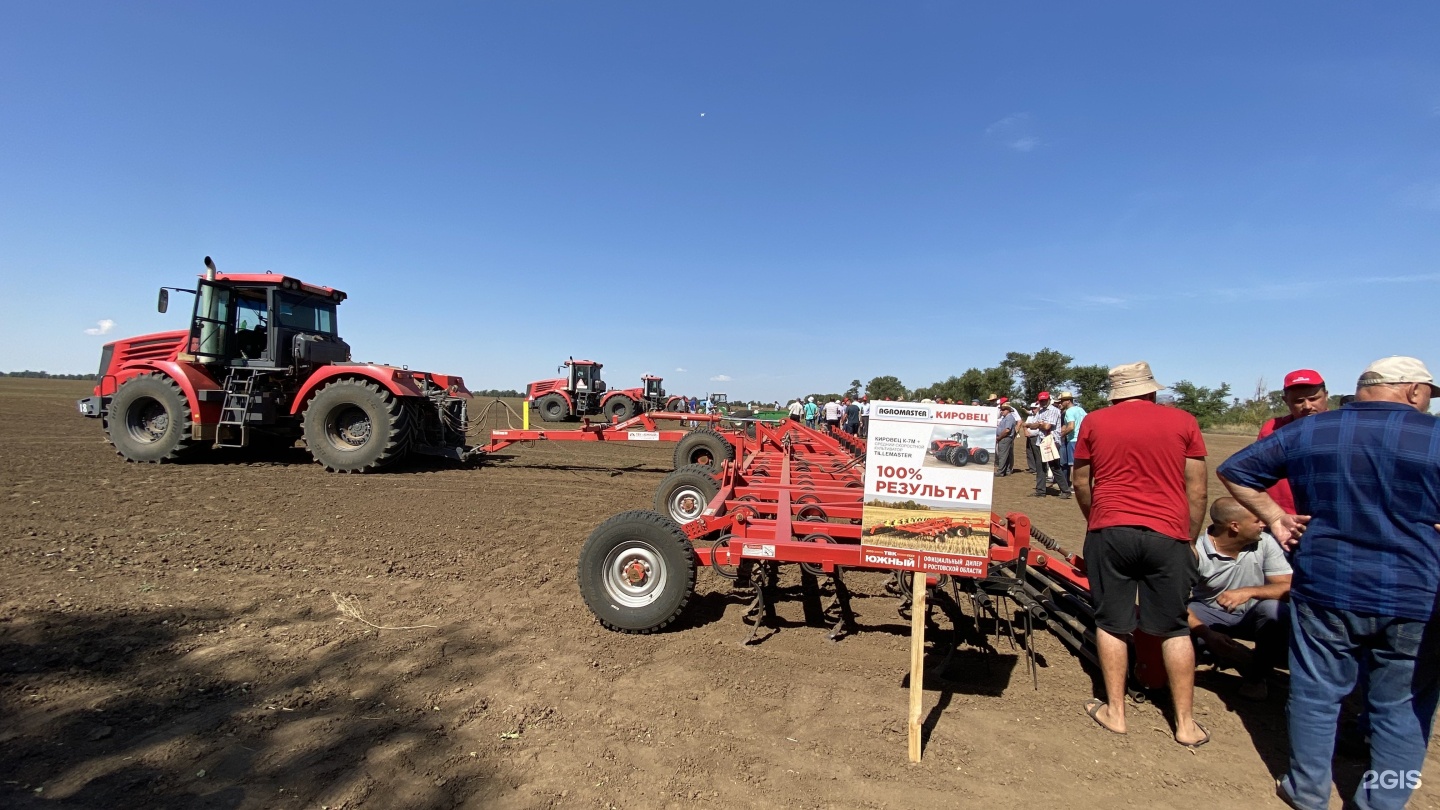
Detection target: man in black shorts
<box><xmin>1072</xmin><ymin>361</ymin><xmax>1210</xmax><ymax>747</ymax></box>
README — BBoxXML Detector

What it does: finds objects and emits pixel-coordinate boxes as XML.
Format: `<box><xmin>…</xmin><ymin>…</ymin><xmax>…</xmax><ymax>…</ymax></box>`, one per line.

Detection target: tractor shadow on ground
<box><xmin>0</xmin><ymin>604</ymin><xmax>501</xmax><ymax>810</ymax></box>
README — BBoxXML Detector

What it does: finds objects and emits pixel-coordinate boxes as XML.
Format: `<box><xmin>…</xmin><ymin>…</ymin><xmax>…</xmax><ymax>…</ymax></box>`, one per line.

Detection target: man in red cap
<box><xmin>1025</xmin><ymin>391</ymin><xmax>1068</xmax><ymax>497</ymax></box>
<box><xmin>1256</xmin><ymin>369</ymin><xmax>1329</xmax><ymax>514</ymax></box>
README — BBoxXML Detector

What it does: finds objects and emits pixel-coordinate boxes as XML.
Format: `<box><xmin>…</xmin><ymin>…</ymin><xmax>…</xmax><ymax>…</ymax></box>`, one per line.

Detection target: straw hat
<box><xmin>1108</xmin><ymin>361</ymin><xmax>1162</xmax><ymax>401</ymax></box>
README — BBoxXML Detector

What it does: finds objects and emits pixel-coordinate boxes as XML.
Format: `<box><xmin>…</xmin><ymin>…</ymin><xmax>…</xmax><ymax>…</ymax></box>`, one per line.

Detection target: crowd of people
<box><xmin>786</xmin><ymin>395</ymin><xmax>867</xmax><ymax>437</ymax></box>
<box><xmin>1050</xmin><ymin>356</ymin><xmax>1439</xmax><ymax>810</ymax></box>
<box><xmin>771</xmin><ymin>358</ymin><xmax>1437</xmax><ymax>805</ymax></box>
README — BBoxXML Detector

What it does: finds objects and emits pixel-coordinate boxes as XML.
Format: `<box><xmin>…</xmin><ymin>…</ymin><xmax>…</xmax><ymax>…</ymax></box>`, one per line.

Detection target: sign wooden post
<box><xmin>908</xmin><ymin>571</ymin><xmax>926</xmax><ymax>762</ymax></box>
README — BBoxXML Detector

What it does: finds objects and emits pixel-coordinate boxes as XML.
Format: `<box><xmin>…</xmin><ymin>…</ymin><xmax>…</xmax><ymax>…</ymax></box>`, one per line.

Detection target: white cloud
<box><xmin>985</xmin><ymin>112</ymin><xmax>1042</xmax><ymax>152</ymax></box>
<box><xmin>985</xmin><ymin>113</ymin><xmax>1030</xmax><ymax>134</ymax></box>
<box><xmin>675</xmin><ymin>367</ymin><xmax>687</xmax><ymax>372</ymax></box>
<box><xmin>84</xmin><ymin>319</ymin><xmax>115</xmax><ymax>336</ymax></box>
<box><xmin>710</xmin><ymin>374</ymin><xmax>732</xmax><ymax>382</ymax></box>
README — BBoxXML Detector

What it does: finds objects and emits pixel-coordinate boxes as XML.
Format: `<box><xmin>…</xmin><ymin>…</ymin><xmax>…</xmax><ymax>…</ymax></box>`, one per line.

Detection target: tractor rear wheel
<box><xmin>302</xmin><ymin>379</ymin><xmax>412</xmax><ymax>473</ymax></box>
<box><xmin>972</xmin><ymin>448</ymin><xmax>990</xmax><ymax>464</ymax></box>
<box><xmin>672</xmin><ymin>428</ymin><xmax>734</xmax><ymax>472</ymax></box>
<box><xmin>664</xmin><ymin>398</ymin><xmax>685</xmax><ymax>412</ymax></box>
<box><xmin>107</xmin><ymin>373</ymin><xmax>195</xmax><ymax>463</ymax></box>
<box><xmin>603</xmin><ymin>394</ymin><xmax>638</xmax><ymax>423</ymax></box>
<box><xmin>578</xmin><ymin>510</ymin><xmax>697</xmax><ymax>634</ymax></box>
<box><xmin>951</xmin><ymin>448</ymin><xmax>969</xmax><ymax>466</ymax></box>
<box><xmin>653</xmin><ymin>464</ymin><xmax>720</xmax><ymax>524</ymax></box>
<box><xmin>536</xmin><ymin>393</ymin><xmax>570</xmax><ymax>422</ymax></box>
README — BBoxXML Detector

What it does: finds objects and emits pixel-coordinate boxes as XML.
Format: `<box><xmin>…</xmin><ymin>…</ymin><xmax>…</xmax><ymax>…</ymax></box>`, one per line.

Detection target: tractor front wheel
<box><xmin>603</xmin><ymin>394</ymin><xmax>638</xmax><ymax>423</ymax></box>
<box><xmin>107</xmin><ymin>373</ymin><xmax>195</xmax><ymax>463</ymax></box>
<box><xmin>536</xmin><ymin>393</ymin><xmax>570</xmax><ymax>422</ymax></box>
<box><xmin>578</xmin><ymin>510</ymin><xmax>697</xmax><ymax>634</ymax></box>
<box><xmin>302</xmin><ymin>379</ymin><xmax>412</xmax><ymax>473</ymax></box>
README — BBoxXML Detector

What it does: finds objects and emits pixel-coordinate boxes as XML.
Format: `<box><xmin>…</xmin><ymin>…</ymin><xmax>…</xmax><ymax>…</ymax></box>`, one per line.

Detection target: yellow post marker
<box><xmin>908</xmin><ymin>571</ymin><xmax>926</xmax><ymax>762</ymax></box>
<box><xmin>523</xmin><ymin>398</ymin><xmax>530</xmax><ymax>430</ymax></box>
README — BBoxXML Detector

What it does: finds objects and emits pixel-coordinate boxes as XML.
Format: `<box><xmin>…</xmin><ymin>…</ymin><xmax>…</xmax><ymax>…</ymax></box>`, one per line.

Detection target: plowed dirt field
<box><xmin>2</xmin><ymin>379</ymin><xmax>1436</xmax><ymax>809</ymax></box>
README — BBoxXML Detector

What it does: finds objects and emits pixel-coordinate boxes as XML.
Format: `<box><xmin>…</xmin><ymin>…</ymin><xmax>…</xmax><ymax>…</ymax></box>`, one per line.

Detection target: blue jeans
<box><xmin>1280</xmin><ymin>599</ymin><xmax>1440</xmax><ymax>810</ymax></box>
<box><xmin>1188</xmin><ymin>598</ymin><xmax>1289</xmax><ymax>683</ymax></box>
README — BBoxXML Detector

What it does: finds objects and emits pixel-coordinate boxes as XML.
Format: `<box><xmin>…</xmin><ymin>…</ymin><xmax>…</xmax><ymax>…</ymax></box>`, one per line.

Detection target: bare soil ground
<box><xmin>2</xmin><ymin>379</ymin><xmax>1436</xmax><ymax>809</ymax></box>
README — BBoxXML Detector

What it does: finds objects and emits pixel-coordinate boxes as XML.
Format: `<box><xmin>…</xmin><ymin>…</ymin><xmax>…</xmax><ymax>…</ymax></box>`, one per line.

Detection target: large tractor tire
<box><xmin>951</xmin><ymin>447</ymin><xmax>970</xmax><ymax>466</ymax></box>
<box><xmin>107</xmin><ymin>373</ymin><xmax>195</xmax><ymax>463</ymax></box>
<box><xmin>972</xmin><ymin>448</ymin><xmax>990</xmax><ymax>465</ymax></box>
<box><xmin>653</xmin><ymin>464</ymin><xmax>720</xmax><ymax>524</ymax></box>
<box><xmin>578</xmin><ymin>510</ymin><xmax>697</xmax><ymax>634</ymax></box>
<box><xmin>603</xmin><ymin>394</ymin><xmax>638</xmax><ymax>423</ymax></box>
<box><xmin>672</xmin><ymin>428</ymin><xmax>734</xmax><ymax>472</ymax></box>
<box><xmin>664</xmin><ymin>398</ymin><xmax>686</xmax><ymax>412</ymax></box>
<box><xmin>536</xmin><ymin>393</ymin><xmax>571</xmax><ymax>423</ymax></box>
<box><xmin>302</xmin><ymin>379</ymin><xmax>412</xmax><ymax>473</ymax></box>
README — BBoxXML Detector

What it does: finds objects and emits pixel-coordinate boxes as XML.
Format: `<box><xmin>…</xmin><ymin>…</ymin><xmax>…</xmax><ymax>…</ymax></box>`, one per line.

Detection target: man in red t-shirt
<box><xmin>1255</xmin><ymin>369</ymin><xmax>1329</xmax><ymax>514</ymax></box>
<box><xmin>1072</xmin><ymin>361</ymin><xmax>1209</xmax><ymax>747</ymax></box>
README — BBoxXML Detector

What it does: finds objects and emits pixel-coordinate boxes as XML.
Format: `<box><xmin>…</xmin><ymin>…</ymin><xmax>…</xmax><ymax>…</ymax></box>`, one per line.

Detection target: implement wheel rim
<box><xmin>602</xmin><ymin>541</ymin><xmax>668</xmax><ymax>608</ymax></box>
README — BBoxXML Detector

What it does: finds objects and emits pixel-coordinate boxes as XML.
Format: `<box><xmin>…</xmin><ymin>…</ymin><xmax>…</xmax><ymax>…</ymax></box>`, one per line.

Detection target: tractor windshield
<box><xmin>275</xmin><ymin>291</ymin><xmax>337</xmax><ymax>334</ymax></box>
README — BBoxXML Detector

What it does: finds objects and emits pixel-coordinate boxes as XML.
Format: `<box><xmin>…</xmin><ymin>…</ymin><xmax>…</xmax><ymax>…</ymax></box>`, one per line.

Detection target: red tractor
<box><xmin>527</xmin><ymin>361</ymin><xmax>684</xmax><ymax>423</ymax></box>
<box><xmin>929</xmin><ymin>432</ymin><xmax>991</xmax><ymax>466</ymax></box>
<box><xmin>77</xmin><ymin>257</ymin><xmax>478</xmax><ymax>473</ymax></box>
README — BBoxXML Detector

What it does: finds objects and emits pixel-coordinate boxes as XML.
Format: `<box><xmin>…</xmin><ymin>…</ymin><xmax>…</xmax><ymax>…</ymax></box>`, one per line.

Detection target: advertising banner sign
<box><xmin>861</xmin><ymin>402</ymin><xmax>999</xmax><ymax>577</ymax></box>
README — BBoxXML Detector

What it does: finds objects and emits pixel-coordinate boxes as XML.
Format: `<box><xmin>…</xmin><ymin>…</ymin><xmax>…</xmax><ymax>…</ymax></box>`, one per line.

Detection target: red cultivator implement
<box><xmin>575</xmin><ymin>416</ymin><xmax>1167</xmax><ymax>698</ymax></box>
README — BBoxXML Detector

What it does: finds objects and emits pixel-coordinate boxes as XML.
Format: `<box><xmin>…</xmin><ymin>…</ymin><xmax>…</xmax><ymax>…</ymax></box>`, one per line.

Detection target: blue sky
<box><xmin>3</xmin><ymin>2</ymin><xmax>1437</xmax><ymax>403</ymax></box>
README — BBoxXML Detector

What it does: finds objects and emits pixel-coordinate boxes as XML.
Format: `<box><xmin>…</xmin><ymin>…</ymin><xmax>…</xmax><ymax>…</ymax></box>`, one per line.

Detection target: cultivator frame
<box><xmin>572</xmin><ymin>415</ymin><xmax>1167</xmax><ymax>695</ymax></box>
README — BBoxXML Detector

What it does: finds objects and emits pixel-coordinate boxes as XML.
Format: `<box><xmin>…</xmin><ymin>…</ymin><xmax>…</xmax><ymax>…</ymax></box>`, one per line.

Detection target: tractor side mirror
<box><xmin>158</xmin><ymin>288</ymin><xmax>169</xmax><ymax>313</ymax></box>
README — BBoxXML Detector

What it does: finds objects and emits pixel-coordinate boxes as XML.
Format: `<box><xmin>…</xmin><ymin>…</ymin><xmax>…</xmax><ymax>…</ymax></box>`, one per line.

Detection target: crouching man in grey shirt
<box><xmin>1188</xmin><ymin>496</ymin><xmax>1292</xmax><ymax>701</ymax></box>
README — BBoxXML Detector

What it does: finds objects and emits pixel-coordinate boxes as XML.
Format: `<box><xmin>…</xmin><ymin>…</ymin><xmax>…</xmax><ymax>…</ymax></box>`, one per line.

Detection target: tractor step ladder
<box><xmin>215</xmin><ymin>369</ymin><xmax>259</xmax><ymax>448</ymax></box>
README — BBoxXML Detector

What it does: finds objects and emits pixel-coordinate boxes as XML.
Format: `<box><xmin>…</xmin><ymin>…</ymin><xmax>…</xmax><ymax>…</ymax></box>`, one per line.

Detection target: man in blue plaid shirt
<box><xmin>1218</xmin><ymin>356</ymin><xmax>1440</xmax><ymax>810</ymax></box>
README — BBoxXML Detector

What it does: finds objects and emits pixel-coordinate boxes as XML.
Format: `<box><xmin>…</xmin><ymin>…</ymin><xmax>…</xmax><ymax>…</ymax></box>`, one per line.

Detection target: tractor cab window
<box><xmin>571</xmin><ymin>364</ymin><xmax>604</xmax><ymax>393</ymax></box>
<box><xmin>275</xmin><ymin>292</ymin><xmax>337</xmax><ymax>334</ymax></box>
<box><xmin>645</xmin><ymin>378</ymin><xmax>663</xmax><ymax>398</ymax></box>
<box><xmin>190</xmin><ymin>281</ymin><xmax>233</xmax><ymax>362</ymax></box>
<box><xmin>234</xmin><ymin>292</ymin><xmax>269</xmax><ymax>360</ymax></box>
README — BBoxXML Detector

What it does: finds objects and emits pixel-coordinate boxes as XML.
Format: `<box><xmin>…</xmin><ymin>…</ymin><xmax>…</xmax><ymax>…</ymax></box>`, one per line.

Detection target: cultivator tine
<box><xmin>800</xmin><ymin>570</ymin><xmax>827</xmax><ymax>626</ymax></box>
<box><xmin>826</xmin><ymin>569</ymin><xmax>857</xmax><ymax>642</ymax></box>
<box><xmin>742</xmin><ymin>563</ymin><xmax>778</xmax><ymax>645</ymax></box>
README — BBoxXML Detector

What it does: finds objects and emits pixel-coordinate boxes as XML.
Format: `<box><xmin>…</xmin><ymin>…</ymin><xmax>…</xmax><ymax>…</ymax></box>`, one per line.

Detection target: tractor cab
<box><xmin>173</xmin><ymin>270</ymin><xmax>352</xmax><ymax>373</ymax></box>
<box><xmin>566</xmin><ymin>360</ymin><xmax>606</xmax><ymax>411</ymax></box>
<box><xmin>642</xmin><ymin>375</ymin><xmax>666</xmax><ymax>406</ymax></box>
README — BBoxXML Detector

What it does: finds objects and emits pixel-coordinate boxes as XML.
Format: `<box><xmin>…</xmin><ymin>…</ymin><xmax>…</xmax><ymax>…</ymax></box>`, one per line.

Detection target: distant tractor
<box><xmin>527</xmin><ymin>360</ymin><xmax>684</xmax><ymax>423</ymax></box>
<box><xmin>929</xmin><ymin>432</ymin><xmax>991</xmax><ymax>466</ymax></box>
<box><xmin>77</xmin><ymin>257</ymin><xmax>476</xmax><ymax>473</ymax></box>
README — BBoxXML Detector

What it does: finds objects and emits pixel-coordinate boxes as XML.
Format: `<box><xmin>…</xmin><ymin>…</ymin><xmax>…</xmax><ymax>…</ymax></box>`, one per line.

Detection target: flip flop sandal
<box><xmin>1176</xmin><ymin>721</ymin><xmax>1211</xmax><ymax>748</ymax></box>
<box><xmin>1085</xmin><ymin>698</ymin><xmax>1125</xmax><ymax>735</ymax></box>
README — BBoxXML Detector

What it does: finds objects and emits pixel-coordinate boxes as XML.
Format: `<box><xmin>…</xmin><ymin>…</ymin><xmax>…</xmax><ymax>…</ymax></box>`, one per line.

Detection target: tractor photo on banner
<box><xmin>861</xmin><ymin>401</ymin><xmax>999</xmax><ymax>577</ymax></box>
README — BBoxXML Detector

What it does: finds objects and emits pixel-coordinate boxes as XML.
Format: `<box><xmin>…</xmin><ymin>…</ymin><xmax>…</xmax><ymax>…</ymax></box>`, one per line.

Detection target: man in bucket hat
<box><xmin>1220</xmin><ymin>356</ymin><xmax>1440</xmax><ymax>810</ymax></box>
<box><xmin>1072</xmin><ymin>361</ymin><xmax>1210</xmax><ymax>747</ymax></box>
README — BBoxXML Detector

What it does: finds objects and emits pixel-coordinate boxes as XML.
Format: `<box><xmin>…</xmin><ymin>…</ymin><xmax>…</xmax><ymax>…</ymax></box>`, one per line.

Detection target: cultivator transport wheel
<box><xmin>603</xmin><ymin>394</ymin><xmax>638</xmax><ymax>423</ymax></box>
<box><xmin>107</xmin><ymin>373</ymin><xmax>195</xmax><ymax>463</ymax></box>
<box><xmin>536</xmin><ymin>393</ymin><xmax>570</xmax><ymax>422</ymax></box>
<box><xmin>302</xmin><ymin>379</ymin><xmax>413</xmax><ymax>473</ymax></box>
<box><xmin>654</xmin><ymin>464</ymin><xmax>720</xmax><ymax>524</ymax></box>
<box><xmin>672</xmin><ymin>428</ymin><xmax>734</xmax><ymax>472</ymax></box>
<box><xmin>578</xmin><ymin>510</ymin><xmax>697</xmax><ymax>633</ymax></box>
